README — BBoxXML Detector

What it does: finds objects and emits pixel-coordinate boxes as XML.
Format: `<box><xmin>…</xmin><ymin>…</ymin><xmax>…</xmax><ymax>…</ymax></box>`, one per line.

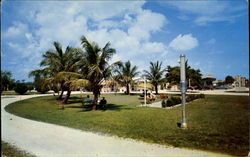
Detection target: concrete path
<box><xmin>2</xmin><ymin>95</ymin><xmax>233</xmax><ymax>157</ymax></box>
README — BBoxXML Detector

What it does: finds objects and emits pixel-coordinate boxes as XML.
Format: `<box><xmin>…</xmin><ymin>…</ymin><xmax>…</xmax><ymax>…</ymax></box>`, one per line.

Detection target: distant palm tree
<box><xmin>79</xmin><ymin>36</ymin><xmax>117</xmax><ymax>110</ymax></box>
<box><xmin>114</xmin><ymin>61</ymin><xmax>140</xmax><ymax>95</ymax></box>
<box><xmin>143</xmin><ymin>61</ymin><xmax>166</xmax><ymax>94</ymax></box>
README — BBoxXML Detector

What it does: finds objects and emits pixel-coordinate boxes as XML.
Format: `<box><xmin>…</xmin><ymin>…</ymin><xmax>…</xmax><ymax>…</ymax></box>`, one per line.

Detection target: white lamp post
<box><xmin>144</xmin><ymin>77</ymin><xmax>146</xmax><ymax>106</ymax></box>
<box><xmin>180</xmin><ymin>54</ymin><xmax>187</xmax><ymax>129</ymax></box>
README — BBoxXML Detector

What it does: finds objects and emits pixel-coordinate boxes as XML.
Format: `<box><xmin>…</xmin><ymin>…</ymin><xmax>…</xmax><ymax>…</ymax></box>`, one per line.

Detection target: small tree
<box><xmin>113</xmin><ymin>61</ymin><xmax>139</xmax><ymax>95</ymax></box>
<box><xmin>14</xmin><ymin>83</ymin><xmax>28</xmax><ymax>95</ymax></box>
<box><xmin>143</xmin><ymin>61</ymin><xmax>166</xmax><ymax>94</ymax></box>
<box><xmin>225</xmin><ymin>75</ymin><xmax>234</xmax><ymax>85</ymax></box>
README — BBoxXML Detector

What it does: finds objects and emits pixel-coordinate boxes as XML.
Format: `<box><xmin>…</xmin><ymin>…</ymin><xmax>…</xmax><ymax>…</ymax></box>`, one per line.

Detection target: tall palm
<box><xmin>143</xmin><ymin>61</ymin><xmax>166</xmax><ymax>94</ymax></box>
<box><xmin>80</xmin><ymin>36</ymin><xmax>116</xmax><ymax>110</ymax></box>
<box><xmin>114</xmin><ymin>61</ymin><xmax>140</xmax><ymax>95</ymax></box>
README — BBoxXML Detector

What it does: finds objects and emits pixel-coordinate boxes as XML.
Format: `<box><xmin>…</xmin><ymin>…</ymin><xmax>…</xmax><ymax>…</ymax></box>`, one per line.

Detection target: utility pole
<box><xmin>144</xmin><ymin>77</ymin><xmax>146</xmax><ymax>106</ymax></box>
<box><xmin>180</xmin><ymin>54</ymin><xmax>187</xmax><ymax>129</ymax></box>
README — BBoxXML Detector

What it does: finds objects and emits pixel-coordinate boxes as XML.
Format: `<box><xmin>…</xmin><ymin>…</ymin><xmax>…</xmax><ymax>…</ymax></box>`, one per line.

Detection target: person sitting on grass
<box><xmin>82</xmin><ymin>95</ymin><xmax>93</xmax><ymax>106</ymax></box>
<box><xmin>99</xmin><ymin>97</ymin><xmax>107</xmax><ymax>109</ymax></box>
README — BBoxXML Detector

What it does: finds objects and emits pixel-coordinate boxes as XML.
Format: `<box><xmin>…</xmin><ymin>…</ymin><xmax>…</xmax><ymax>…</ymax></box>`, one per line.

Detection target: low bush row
<box><xmin>162</xmin><ymin>94</ymin><xmax>205</xmax><ymax>108</ymax></box>
<box><xmin>186</xmin><ymin>94</ymin><xmax>205</xmax><ymax>102</ymax></box>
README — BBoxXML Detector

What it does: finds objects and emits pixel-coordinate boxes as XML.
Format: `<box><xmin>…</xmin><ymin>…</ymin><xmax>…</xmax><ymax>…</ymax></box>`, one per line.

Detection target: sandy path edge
<box><xmin>2</xmin><ymin>95</ymin><xmax>233</xmax><ymax>157</ymax></box>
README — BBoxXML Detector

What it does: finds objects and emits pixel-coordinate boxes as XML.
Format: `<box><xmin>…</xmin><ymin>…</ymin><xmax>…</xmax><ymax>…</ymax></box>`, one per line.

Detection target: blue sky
<box><xmin>1</xmin><ymin>1</ymin><xmax>249</xmax><ymax>82</ymax></box>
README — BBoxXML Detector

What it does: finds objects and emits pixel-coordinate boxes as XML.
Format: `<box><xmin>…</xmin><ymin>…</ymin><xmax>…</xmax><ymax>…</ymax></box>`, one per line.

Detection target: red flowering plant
<box><xmin>160</xmin><ymin>94</ymin><xmax>168</xmax><ymax>100</ymax></box>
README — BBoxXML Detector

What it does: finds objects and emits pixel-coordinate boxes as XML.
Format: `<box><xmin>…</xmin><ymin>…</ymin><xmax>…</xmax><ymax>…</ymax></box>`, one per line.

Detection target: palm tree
<box><xmin>143</xmin><ymin>61</ymin><xmax>166</xmax><ymax>95</ymax></box>
<box><xmin>30</xmin><ymin>42</ymin><xmax>83</xmax><ymax>103</ymax></box>
<box><xmin>79</xmin><ymin>36</ymin><xmax>117</xmax><ymax>110</ymax></box>
<box><xmin>113</xmin><ymin>61</ymin><xmax>140</xmax><ymax>95</ymax></box>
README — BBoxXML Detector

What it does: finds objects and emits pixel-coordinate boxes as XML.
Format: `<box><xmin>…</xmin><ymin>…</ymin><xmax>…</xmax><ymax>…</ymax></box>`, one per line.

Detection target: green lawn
<box><xmin>5</xmin><ymin>94</ymin><xmax>249</xmax><ymax>156</ymax></box>
<box><xmin>1</xmin><ymin>141</ymin><xmax>36</xmax><ymax>157</ymax></box>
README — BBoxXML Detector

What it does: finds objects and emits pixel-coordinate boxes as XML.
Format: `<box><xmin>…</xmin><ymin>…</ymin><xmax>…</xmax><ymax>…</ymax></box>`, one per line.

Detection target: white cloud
<box><xmin>165</xmin><ymin>1</ymin><xmax>246</xmax><ymax>25</ymax></box>
<box><xmin>168</xmin><ymin>1</ymin><xmax>227</xmax><ymax>15</ymax></box>
<box><xmin>128</xmin><ymin>10</ymin><xmax>167</xmax><ymax>41</ymax></box>
<box><xmin>169</xmin><ymin>34</ymin><xmax>198</xmax><ymax>51</ymax></box>
<box><xmin>4</xmin><ymin>22</ymin><xmax>28</xmax><ymax>38</ymax></box>
<box><xmin>3</xmin><ymin>1</ymin><xmax>169</xmax><ymax>80</ymax></box>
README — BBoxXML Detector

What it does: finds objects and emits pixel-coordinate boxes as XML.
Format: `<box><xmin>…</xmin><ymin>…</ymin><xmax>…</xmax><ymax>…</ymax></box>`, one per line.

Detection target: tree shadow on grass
<box><xmin>76</xmin><ymin>103</ymin><xmax>132</xmax><ymax>112</ymax></box>
<box><xmin>64</xmin><ymin>96</ymin><xmax>83</xmax><ymax>104</ymax></box>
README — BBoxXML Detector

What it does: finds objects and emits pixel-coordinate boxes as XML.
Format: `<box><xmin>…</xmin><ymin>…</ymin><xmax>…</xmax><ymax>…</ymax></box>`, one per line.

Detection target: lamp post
<box><xmin>144</xmin><ymin>77</ymin><xmax>146</xmax><ymax>106</ymax></box>
<box><xmin>180</xmin><ymin>54</ymin><xmax>187</xmax><ymax>129</ymax></box>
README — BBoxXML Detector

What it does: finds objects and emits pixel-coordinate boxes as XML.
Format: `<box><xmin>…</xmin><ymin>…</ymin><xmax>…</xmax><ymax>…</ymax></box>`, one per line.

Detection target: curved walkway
<box><xmin>2</xmin><ymin>95</ymin><xmax>232</xmax><ymax>157</ymax></box>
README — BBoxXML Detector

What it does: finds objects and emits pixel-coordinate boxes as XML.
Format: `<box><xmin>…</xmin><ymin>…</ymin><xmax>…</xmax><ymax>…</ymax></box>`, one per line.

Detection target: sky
<box><xmin>1</xmin><ymin>0</ymin><xmax>249</xmax><ymax>82</ymax></box>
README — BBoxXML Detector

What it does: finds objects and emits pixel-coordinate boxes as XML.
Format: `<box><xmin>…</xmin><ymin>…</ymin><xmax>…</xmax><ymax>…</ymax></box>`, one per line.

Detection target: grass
<box><xmin>5</xmin><ymin>94</ymin><xmax>249</xmax><ymax>156</ymax></box>
<box><xmin>1</xmin><ymin>141</ymin><xmax>36</xmax><ymax>157</ymax></box>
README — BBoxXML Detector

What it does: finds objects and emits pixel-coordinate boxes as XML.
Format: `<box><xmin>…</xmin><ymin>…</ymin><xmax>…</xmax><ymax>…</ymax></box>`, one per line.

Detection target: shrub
<box><xmin>14</xmin><ymin>83</ymin><xmax>28</xmax><ymax>95</ymax></box>
<box><xmin>186</xmin><ymin>96</ymin><xmax>191</xmax><ymax>102</ymax></box>
<box><xmin>188</xmin><ymin>94</ymin><xmax>196</xmax><ymax>101</ymax></box>
<box><xmin>171</xmin><ymin>96</ymin><xmax>181</xmax><ymax>104</ymax></box>
<box><xmin>161</xmin><ymin>100</ymin><xmax>166</xmax><ymax>108</ymax></box>
<box><xmin>200</xmin><ymin>94</ymin><xmax>205</xmax><ymax>98</ymax></box>
<box><xmin>186</xmin><ymin>94</ymin><xmax>205</xmax><ymax>102</ymax></box>
<box><xmin>166</xmin><ymin>98</ymin><xmax>174</xmax><ymax>107</ymax></box>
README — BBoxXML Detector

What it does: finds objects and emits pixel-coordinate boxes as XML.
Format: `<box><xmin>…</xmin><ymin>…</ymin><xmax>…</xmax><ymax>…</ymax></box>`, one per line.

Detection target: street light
<box><xmin>180</xmin><ymin>54</ymin><xmax>187</xmax><ymax>129</ymax></box>
<box><xmin>144</xmin><ymin>76</ymin><xmax>146</xmax><ymax>106</ymax></box>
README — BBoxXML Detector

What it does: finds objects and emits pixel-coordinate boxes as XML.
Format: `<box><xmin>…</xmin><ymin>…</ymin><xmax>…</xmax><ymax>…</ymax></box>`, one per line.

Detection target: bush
<box><xmin>171</xmin><ymin>96</ymin><xmax>181</xmax><ymax>104</ymax></box>
<box><xmin>166</xmin><ymin>98</ymin><xmax>174</xmax><ymax>107</ymax></box>
<box><xmin>200</xmin><ymin>94</ymin><xmax>205</xmax><ymax>98</ymax></box>
<box><xmin>186</xmin><ymin>94</ymin><xmax>205</xmax><ymax>102</ymax></box>
<box><xmin>35</xmin><ymin>83</ymin><xmax>50</xmax><ymax>94</ymax></box>
<box><xmin>14</xmin><ymin>83</ymin><xmax>28</xmax><ymax>95</ymax></box>
<box><xmin>161</xmin><ymin>100</ymin><xmax>166</xmax><ymax>108</ymax></box>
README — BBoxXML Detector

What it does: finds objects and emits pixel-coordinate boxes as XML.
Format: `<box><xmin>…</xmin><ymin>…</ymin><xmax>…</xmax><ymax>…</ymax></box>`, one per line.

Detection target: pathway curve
<box><xmin>2</xmin><ymin>95</ymin><xmax>232</xmax><ymax>157</ymax></box>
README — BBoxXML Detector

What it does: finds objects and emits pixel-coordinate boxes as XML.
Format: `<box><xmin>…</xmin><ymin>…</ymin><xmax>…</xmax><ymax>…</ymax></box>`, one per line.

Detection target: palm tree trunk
<box><xmin>57</xmin><ymin>90</ymin><xmax>64</xmax><ymax>100</ymax></box>
<box><xmin>63</xmin><ymin>90</ymin><xmax>71</xmax><ymax>104</ymax></box>
<box><xmin>92</xmin><ymin>91</ymin><xmax>99</xmax><ymax>110</ymax></box>
<box><xmin>155</xmin><ymin>84</ymin><xmax>158</xmax><ymax>95</ymax></box>
<box><xmin>126</xmin><ymin>84</ymin><xmax>130</xmax><ymax>95</ymax></box>
<box><xmin>57</xmin><ymin>82</ymin><xmax>65</xmax><ymax>100</ymax></box>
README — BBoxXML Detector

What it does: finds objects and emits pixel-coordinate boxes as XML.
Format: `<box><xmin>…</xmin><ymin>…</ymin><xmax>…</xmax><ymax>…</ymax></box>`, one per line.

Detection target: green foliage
<box><xmin>225</xmin><ymin>75</ymin><xmax>234</xmax><ymax>84</ymax></box>
<box><xmin>161</xmin><ymin>100</ymin><xmax>166</xmax><ymax>108</ymax></box>
<box><xmin>166</xmin><ymin>98</ymin><xmax>174</xmax><ymax>107</ymax></box>
<box><xmin>33</xmin><ymin>75</ymin><xmax>49</xmax><ymax>94</ymax></box>
<box><xmin>171</xmin><ymin>96</ymin><xmax>182</xmax><ymax>104</ymax></box>
<box><xmin>113</xmin><ymin>61</ymin><xmax>139</xmax><ymax>95</ymax></box>
<box><xmin>80</xmin><ymin>36</ymin><xmax>117</xmax><ymax>108</ymax></box>
<box><xmin>143</xmin><ymin>61</ymin><xmax>166</xmax><ymax>94</ymax></box>
<box><xmin>1</xmin><ymin>70</ymin><xmax>15</xmax><ymax>94</ymax></box>
<box><xmin>14</xmin><ymin>83</ymin><xmax>28</xmax><ymax>95</ymax></box>
<box><xmin>165</xmin><ymin>61</ymin><xmax>202</xmax><ymax>87</ymax></box>
<box><xmin>165</xmin><ymin>66</ymin><xmax>180</xmax><ymax>85</ymax></box>
<box><xmin>25</xmin><ymin>82</ymin><xmax>34</xmax><ymax>91</ymax></box>
<box><xmin>200</xmin><ymin>94</ymin><xmax>205</xmax><ymax>98</ymax></box>
<box><xmin>165</xmin><ymin>96</ymin><xmax>181</xmax><ymax>107</ymax></box>
<box><xmin>187</xmin><ymin>94</ymin><xmax>205</xmax><ymax>102</ymax></box>
<box><xmin>51</xmin><ymin>85</ymin><xmax>60</xmax><ymax>93</ymax></box>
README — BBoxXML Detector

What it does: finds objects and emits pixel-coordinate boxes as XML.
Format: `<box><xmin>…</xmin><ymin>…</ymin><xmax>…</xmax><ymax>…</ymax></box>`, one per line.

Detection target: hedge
<box><xmin>162</xmin><ymin>94</ymin><xmax>205</xmax><ymax>108</ymax></box>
